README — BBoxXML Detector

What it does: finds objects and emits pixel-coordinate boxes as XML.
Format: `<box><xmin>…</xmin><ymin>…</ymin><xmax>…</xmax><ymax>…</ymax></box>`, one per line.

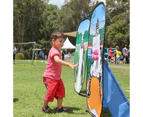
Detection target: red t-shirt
<box><xmin>43</xmin><ymin>47</ymin><xmax>62</xmax><ymax>80</ymax></box>
<box><xmin>108</xmin><ymin>49</ymin><xmax>112</xmax><ymax>57</ymax></box>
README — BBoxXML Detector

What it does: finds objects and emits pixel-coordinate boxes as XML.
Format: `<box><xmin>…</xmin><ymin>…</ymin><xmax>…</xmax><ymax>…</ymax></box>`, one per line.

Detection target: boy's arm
<box><xmin>54</xmin><ymin>55</ymin><xmax>77</xmax><ymax>69</ymax></box>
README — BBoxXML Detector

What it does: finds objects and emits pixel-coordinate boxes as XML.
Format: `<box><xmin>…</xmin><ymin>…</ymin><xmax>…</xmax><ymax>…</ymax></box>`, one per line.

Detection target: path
<box><xmin>109</xmin><ymin>65</ymin><xmax>130</xmax><ymax>70</ymax></box>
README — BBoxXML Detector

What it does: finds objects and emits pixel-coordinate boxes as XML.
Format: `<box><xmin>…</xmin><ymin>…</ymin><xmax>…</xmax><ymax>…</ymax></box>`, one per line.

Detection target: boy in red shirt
<box><xmin>42</xmin><ymin>31</ymin><xmax>77</xmax><ymax>113</ymax></box>
<box><xmin>108</xmin><ymin>47</ymin><xmax>113</xmax><ymax>64</ymax></box>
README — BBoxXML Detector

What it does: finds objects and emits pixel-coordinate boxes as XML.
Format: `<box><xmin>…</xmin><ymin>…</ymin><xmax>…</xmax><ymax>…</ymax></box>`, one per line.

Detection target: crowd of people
<box><xmin>106</xmin><ymin>45</ymin><xmax>130</xmax><ymax>64</ymax></box>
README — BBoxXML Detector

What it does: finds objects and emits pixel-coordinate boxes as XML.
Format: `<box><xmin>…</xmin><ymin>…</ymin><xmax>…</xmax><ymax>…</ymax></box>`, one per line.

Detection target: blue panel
<box><xmin>103</xmin><ymin>61</ymin><xmax>130</xmax><ymax>117</ymax></box>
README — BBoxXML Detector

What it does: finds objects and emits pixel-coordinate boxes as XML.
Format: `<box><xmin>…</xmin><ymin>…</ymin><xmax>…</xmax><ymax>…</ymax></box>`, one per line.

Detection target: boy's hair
<box><xmin>116</xmin><ymin>46</ymin><xmax>119</xmax><ymax>50</ymax></box>
<box><xmin>51</xmin><ymin>30</ymin><xmax>64</xmax><ymax>40</ymax></box>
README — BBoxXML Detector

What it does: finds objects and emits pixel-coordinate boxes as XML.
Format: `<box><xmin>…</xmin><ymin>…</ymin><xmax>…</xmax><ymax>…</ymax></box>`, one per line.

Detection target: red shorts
<box><xmin>43</xmin><ymin>77</ymin><xmax>65</xmax><ymax>102</ymax></box>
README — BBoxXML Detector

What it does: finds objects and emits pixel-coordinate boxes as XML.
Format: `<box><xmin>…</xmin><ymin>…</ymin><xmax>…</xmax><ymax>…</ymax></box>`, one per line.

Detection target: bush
<box><xmin>24</xmin><ymin>53</ymin><xmax>30</xmax><ymax>59</ymax></box>
<box><xmin>16</xmin><ymin>53</ymin><xmax>25</xmax><ymax>60</ymax></box>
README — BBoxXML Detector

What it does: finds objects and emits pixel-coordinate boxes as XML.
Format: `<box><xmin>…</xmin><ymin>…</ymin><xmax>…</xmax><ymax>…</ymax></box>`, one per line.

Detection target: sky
<box><xmin>48</xmin><ymin>0</ymin><xmax>97</xmax><ymax>8</ymax></box>
<box><xmin>48</xmin><ymin>0</ymin><xmax>69</xmax><ymax>8</ymax></box>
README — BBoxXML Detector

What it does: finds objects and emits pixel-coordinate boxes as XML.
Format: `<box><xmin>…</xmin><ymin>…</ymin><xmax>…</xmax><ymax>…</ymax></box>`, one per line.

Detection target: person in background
<box><xmin>42</xmin><ymin>30</ymin><xmax>77</xmax><ymax>113</ymax></box>
<box><xmin>107</xmin><ymin>47</ymin><xmax>113</xmax><ymax>64</ymax></box>
<box><xmin>61</xmin><ymin>50</ymin><xmax>65</xmax><ymax>60</ymax></box>
<box><xmin>68</xmin><ymin>51</ymin><xmax>71</xmax><ymax>61</ymax></box>
<box><xmin>13</xmin><ymin>45</ymin><xmax>17</xmax><ymax>64</ymax></box>
<box><xmin>115</xmin><ymin>46</ymin><xmax>121</xmax><ymax>64</ymax></box>
<box><xmin>127</xmin><ymin>45</ymin><xmax>130</xmax><ymax>63</ymax></box>
<box><xmin>114</xmin><ymin>46</ymin><xmax>118</xmax><ymax>64</ymax></box>
<box><xmin>120</xmin><ymin>47</ymin><xmax>124</xmax><ymax>64</ymax></box>
<box><xmin>44</xmin><ymin>55</ymin><xmax>47</xmax><ymax>60</ymax></box>
<box><xmin>122</xmin><ymin>45</ymin><xmax>128</xmax><ymax>64</ymax></box>
<box><xmin>42</xmin><ymin>51</ymin><xmax>44</xmax><ymax>60</ymax></box>
<box><xmin>38</xmin><ymin>50</ymin><xmax>42</xmax><ymax>60</ymax></box>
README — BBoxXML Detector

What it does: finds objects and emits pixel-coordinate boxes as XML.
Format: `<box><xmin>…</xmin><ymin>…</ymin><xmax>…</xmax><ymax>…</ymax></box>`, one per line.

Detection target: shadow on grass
<box><xmin>101</xmin><ymin>108</ymin><xmax>112</xmax><ymax>117</ymax></box>
<box><xmin>13</xmin><ymin>98</ymin><xmax>19</xmax><ymax>102</ymax></box>
<box><xmin>47</xmin><ymin>106</ymin><xmax>86</xmax><ymax>115</ymax></box>
<box><xmin>41</xmin><ymin>107</ymin><xmax>112</xmax><ymax>116</ymax></box>
<box><xmin>53</xmin><ymin>107</ymin><xmax>112</xmax><ymax>115</ymax></box>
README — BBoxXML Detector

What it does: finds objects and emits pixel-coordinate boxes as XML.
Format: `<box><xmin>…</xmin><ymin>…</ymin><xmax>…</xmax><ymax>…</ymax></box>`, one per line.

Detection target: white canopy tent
<box><xmin>62</xmin><ymin>37</ymin><xmax>75</xmax><ymax>49</ymax></box>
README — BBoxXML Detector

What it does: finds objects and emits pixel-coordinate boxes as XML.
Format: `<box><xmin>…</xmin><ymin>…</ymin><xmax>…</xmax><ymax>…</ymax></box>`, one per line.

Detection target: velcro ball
<box><xmin>92</xmin><ymin>55</ymin><xmax>98</xmax><ymax>60</ymax></box>
<box><xmin>93</xmin><ymin>49</ymin><xmax>98</xmax><ymax>55</ymax></box>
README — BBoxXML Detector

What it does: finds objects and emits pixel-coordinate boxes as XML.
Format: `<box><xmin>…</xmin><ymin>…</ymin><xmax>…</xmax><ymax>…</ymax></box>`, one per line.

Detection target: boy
<box><xmin>108</xmin><ymin>47</ymin><xmax>113</xmax><ymax>64</ymax></box>
<box><xmin>115</xmin><ymin>46</ymin><xmax>121</xmax><ymax>64</ymax></box>
<box><xmin>42</xmin><ymin>31</ymin><xmax>77</xmax><ymax>113</ymax></box>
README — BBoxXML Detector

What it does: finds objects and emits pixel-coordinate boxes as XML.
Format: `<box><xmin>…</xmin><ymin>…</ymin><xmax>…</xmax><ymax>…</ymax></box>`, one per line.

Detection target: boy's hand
<box><xmin>69</xmin><ymin>64</ymin><xmax>78</xmax><ymax>69</ymax></box>
<box><xmin>54</xmin><ymin>55</ymin><xmax>78</xmax><ymax>69</ymax></box>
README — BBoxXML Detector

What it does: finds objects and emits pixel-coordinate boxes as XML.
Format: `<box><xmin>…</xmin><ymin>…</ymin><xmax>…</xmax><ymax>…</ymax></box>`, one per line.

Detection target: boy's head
<box><xmin>51</xmin><ymin>30</ymin><xmax>64</xmax><ymax>40</ymax></box>
<box><xmin>51</xmin><ymin>30</ymin><xmax>65</xmax><ymax>49</ymax></box>
<box><xmin>116</xmin><ymin>46</ymin><xmax>119</xmax><ymax>50</ymax></box>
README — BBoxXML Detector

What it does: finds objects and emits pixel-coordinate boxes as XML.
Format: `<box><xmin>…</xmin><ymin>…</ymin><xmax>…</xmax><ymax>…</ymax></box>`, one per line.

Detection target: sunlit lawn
<box><xmin>14</xmin><ymin>60</ymin><xmax>129</xmax><ymax>117</ymax></box>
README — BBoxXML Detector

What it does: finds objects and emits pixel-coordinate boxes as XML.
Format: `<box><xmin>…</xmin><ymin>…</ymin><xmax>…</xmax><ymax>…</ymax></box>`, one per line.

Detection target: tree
<box><xmin>36</xmin><ymin>38</ymin><xmax>51</xmax><ymax>54</ymax></box>
<box><xmin>40</xmin><ymin>4</ymin><xmax>59</xmax><ymax>40</ymax></box>
<box><xmin>105</xmin><ymin>0</ymin><xmax>130</xmax><ymax>47</ymax></box>
<box><xmin>14</xmin><ymin>0</ymin><xmax>47</xmax><ymax>43</ymax></box>
<box><xmin>56</xmin><ymin>0</ymin><xmax>92</xmax><ymax>32</ymax></box>
<box><xmin>13</xmin><ymin>0</ymin><xmax>130</xmax><ymax>52</ymax></box>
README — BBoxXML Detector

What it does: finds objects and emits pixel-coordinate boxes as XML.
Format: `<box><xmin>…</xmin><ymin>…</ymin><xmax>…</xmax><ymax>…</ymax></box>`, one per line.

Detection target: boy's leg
<box><xmin>56</xmin><ymin>79</ymin><xmax>71</xmax><ymax>113</ymax></box>
<box><xmin>42</xmin><ymin>100</ymin><xmax>52</xmax><ymax>113</ymax></box>
<box><xmin>57</xmin><ymin>98</ymin><xmax>63</xmax><ymax>109</ymax></box>
<box><xmin>117</xmin><ymin>58</ymin><xmax>119</xmax><ymax>64</ymax></box>
<box><xmin>42</xmin><ymin>78</ymin><xmax>58</xmax><ymax>113</ymax></box>
<box><xmin>42</xmin><ymin>78</ymin><xmax>56</xmax><ymax>107</ymax></box>
<box><xmin>42</xmin><ymin>77</ymin><xmax>49</xmax><ymax>108</ymax></box>
<box><xmin>43</xmin><ymin>100</ymin><xmax>49</xmax><ymax>108</ymax></box>
<box><xmin>55</xmin><ymin>79</ymin><xmax>65</xmax><ymax>109</ymax></box>
<box><xmin>56</xmin><ymin>97</ymin><xmax>71</xmax><ymax>113</ymax></box>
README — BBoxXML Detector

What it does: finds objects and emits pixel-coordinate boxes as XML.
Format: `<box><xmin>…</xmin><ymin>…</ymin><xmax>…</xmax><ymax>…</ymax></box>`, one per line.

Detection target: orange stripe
<box><xmin>87</xmin><ymin>77</ymin><xmax>102</xmax><ymax>116</ymax></box>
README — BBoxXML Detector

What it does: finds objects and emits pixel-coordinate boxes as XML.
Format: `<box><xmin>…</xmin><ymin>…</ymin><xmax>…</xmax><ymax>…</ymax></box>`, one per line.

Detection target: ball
<box><xmin>92</xmin><ymin>55</ymin><xmax>98</xmax><ymax>61</ymax></box>
<box><xmin>93</xmin><ymin>49</ymin><xmax>98</xmax><ymax>55</ymax></box>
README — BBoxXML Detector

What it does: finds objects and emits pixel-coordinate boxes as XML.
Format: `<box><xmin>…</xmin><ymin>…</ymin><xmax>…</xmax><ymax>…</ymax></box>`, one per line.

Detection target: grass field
<box><xmin>14</xmin><ymin>60</ymin><xmax>130</xmax><ymax>117</ymax></box>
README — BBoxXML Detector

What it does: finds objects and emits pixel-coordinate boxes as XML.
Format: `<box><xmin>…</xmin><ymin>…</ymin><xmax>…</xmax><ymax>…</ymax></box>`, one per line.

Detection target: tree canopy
<box><xmin>14</xmin><ymin>0</ymin><xmax>130</xmax><ymax>52</ymax></box>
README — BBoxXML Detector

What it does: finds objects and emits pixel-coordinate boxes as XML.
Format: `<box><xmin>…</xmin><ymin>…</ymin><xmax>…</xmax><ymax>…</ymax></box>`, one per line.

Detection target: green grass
<box><xmin>109</xmin><ymin>62</ymin><xmax>130</xmax><ymax>67</ymax></box>
<box><xmin>109</xmin><ymin>67</ymin><xmax>130</xmax><ymax>101</ymax></box>
<box><xmin>14</xmin><ymin>60</ymin><xmax>129</xmax><ymax>117</ymax></box>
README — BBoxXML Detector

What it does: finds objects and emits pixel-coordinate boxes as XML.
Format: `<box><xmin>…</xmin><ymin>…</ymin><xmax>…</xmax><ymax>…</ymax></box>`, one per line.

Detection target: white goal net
<box><xmin>14</xmin><ymin>42</ymin><xmax>36</xmax><ymax>65</ymax></box>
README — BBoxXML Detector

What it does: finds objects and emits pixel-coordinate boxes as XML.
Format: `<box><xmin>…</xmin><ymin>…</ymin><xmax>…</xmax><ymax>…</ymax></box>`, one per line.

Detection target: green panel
<box><xmin>74</xmin><ymin>19</ymin><xmax>90</xmax><ymax>96</ymax></box>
